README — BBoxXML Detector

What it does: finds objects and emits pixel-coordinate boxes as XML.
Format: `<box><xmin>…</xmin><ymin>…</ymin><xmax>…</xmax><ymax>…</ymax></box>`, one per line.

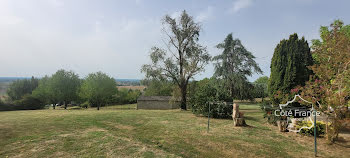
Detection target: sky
<box><xmin>0</xmin><ymin>0</ymin><xmax>349</xmax><ymax>81</ymax></box>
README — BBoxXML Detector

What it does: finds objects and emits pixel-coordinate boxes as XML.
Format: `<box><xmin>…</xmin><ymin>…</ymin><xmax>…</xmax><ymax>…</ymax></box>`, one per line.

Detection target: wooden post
<box><xmin>232</xmin><ymin>103</ymin><xmax>246</xmax><ymax>126</ymax></box>
<box><xmin>314</xmin><ymin>109</ymin><xmax>317</xmax><ymax>157</ymax></box>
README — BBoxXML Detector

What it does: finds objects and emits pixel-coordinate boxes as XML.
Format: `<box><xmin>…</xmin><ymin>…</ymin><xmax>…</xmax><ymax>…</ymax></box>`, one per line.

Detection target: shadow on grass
<box><xmin>244</xmin><ymin>116</ymin><xmax>260</xmax><ymax>122</ymax></box>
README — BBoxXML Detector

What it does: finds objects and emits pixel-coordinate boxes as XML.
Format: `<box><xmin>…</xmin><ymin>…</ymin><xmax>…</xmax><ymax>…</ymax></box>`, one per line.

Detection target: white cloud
<box><xmin>135</xmin><ymin>0</ymin><xmax>142</xmax><ymax>5</ymax></box>
<box><xmin>230</xmin><ymin>0</ymin><xmax>253</xmax><ymax>13</ymax></box>
<box><xmin>0</xmin><ymin>1</ymin><xmax>162</xmax><ymax>78</ymax></box>
<box><xmin>0</xmin><ymin>0</ymin><xmax>23</xmax><ymax>25</ymax></box>
<box><xmin>48</xmin><ymin>0</ymin><xmax>64</xmax><ymax>8</ymax></box>
<box><xmin>170</xmin><ymin>11</ymin><xmax>182</xmax><ymax>19</ymax></box>
<box><xmin>95</xmin><ymin>20</ymin><xmax>101</xmax><ymax>33</ymax></box>
<box><xmin>195</xmin><ymin>6</ymin><xmax>214</xmax><ymax>22</ymax></box>
<box><xmin>0</xmin><ymin>15</ymin><xmax>23</xmax><ymax>25</ymax></box>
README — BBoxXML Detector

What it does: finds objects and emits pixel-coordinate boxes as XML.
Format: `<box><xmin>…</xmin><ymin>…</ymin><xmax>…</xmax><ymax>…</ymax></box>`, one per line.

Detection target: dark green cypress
<box><xmin>268</xmin><ymin>33</ymin><xmax>313</xmax><ymax>104</ymax></box>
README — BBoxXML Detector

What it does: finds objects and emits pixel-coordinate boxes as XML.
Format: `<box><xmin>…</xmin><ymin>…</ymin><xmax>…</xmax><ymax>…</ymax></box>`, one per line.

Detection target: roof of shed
<box><xmin>137</xmin><ymin>96</ymin><xmax>173</xmax><ymax>101</ymax></box>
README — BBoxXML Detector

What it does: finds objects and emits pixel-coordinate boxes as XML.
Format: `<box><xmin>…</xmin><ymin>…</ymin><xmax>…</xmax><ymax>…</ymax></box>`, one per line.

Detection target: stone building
<box><xmin>137</xmin><ymin>96</ymin><xmax>180</xmax><ymax>110</ymax></box>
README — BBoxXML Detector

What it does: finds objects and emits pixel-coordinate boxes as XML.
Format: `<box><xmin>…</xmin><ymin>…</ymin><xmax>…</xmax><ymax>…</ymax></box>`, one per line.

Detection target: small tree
<box><xmin>269</xmin><ymin>33</ymin><xmax>313</xmax><ymax>104</ymax></box>
<box><xmin>190</xmin><ymin>78</ymin><xmax>232</xmax><ymax>118</ymax></box>
<box><xmin>141</xmin><ymin>10</ymin><xmax>211</xmax><ymax>110</ymax></box>
<box><xmin>80</xmin><ymin>72</ymin><xmax>117</xmax><ymax>110</ymax></box>
<box><xmin>253</xmin><ymin>76</ymin><xmax>269</xmax><ymax>101</ymax></box>
<box><xmin>32</xmin><ymin>76</ymin><xmax>59</xmax><ymax>109</ymax></box>
<box><xmin>301</xmin><ymin>20</ymin><xmax>350</xmax><ymax>143</ymax></box>
<box><xmin>50</xmin><ymin>70</ymin><xmax>81</xmax><ymax>109</ymax></box>
<box><xmin>213</xmin><ymin>33</ymin><xmax>262</xmax><ymax>100</ymax></box>
<box><xmin>7</xmin><ymin>76</ymin><xmax>38</xmax><ymax>101</ymax></box>
<box><xmin>142</xmin><ymin>79</ymin><xmax>174</xmax><ymax>96</ymax></box>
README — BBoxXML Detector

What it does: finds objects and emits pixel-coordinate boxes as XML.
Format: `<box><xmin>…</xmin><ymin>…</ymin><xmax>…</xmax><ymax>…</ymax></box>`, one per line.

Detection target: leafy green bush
<box><xmin>297</xmin><ymin>121</ymin><xmax>326</xmax><ymax>137</ymax></box>
<box><xmin>13</xmin><ymin>94</ymin><xmax>45</xmax><ymax>110</ymax></box>
<box><xmin>0</xmin><ymin>103</ymin><xmax>14</xmax><ymax>111</ymax></box>
<box><xmin>260</xmin><ymin>100</ymin><xmax>281</xmax><ymax>125</ymax></box>
<box><xmin>114</xmin><ymin>89</ymin><xmax>142</xmax><ymax>104</ymax></box>
<box><xmin>190</xmin><ymin>78</ymin><xmax>232</xmax><ymax>119</ymax></box>
<box><xmin>0</xmin><ymin>94</ymin><xmax>45</xmax><ymax>111</ymax></box>
<box><xmin>7</xmin><ymin>77</ymin><xmax>39</xmax><ymax>101</ymax></box>
<box><xmin>142</xmin><ymin>79</ymin><xmax>174</xmax><ymax>96</ymax></box>
<box><xmin>80</xmin><ymin>101</ymin><xmax>89</xmax><ymax>108</ymax></box>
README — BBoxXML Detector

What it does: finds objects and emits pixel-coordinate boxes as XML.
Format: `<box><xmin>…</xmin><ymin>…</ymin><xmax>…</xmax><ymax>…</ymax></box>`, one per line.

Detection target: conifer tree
<box><xmin>268</xmin><ymin>33</ymin><xmax>313</xmax><ymax>104</ymax></box>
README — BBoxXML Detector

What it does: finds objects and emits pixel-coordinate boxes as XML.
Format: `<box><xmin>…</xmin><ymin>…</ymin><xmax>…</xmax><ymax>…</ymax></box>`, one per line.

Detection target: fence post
<box><xmin>314</xmin><ymin>108</ymin><xmax>317</xmax><ymax>157</ymax></box>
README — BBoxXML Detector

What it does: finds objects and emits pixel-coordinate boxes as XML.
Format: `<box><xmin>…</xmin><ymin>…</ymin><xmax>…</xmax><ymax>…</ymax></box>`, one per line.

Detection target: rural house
<box><xmin>137</xmin><ymin>96</ymin><xmax>180</xmax><ymax>110</ymax></box>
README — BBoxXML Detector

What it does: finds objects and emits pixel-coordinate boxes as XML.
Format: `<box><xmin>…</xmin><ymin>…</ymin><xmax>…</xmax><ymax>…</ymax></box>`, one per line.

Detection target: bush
<box><xmin>80</xmin><ymin>101</ymin><xmax>89</xmax><ymax>108</ymax></box>
<box><xmin>260</xmin><ymin>100</ymin><xmax>281</xmax><ymax>125</ymax></box>
<box><xmin>210</xmin><ymin>102</ymin><xmax>232</xmax><ymax>119</ymax></box>
<box><xmin>13</xmin><ymin>94</ymin><xmax>45</xmax><ymax>110</ymax></box>
<box><xmin>0</xmin><ymin>94</ymin><xmax>45</xmax><ymax>111</ymax></box>
<box><xmin>114</xmin><ymin>89</ymin><xmax>142</xmax><ymax>104</ymax></box>
<box><xmin>297</xmin><ymin>121</ymin><xmax>326</xmax><ymax>137</ymax></box>
<box><xmin>0</xmin><ymin>103</ymin><xmax>14</xmax><ymax>111</ymax></box>
<box><xmin>7</xmin><ymin>77</ymin><xmax>39</xmax><ymax>101</ymax></box>
<box><xmin>143</xmin><ymin>79</ymin><xmax>174</xmax><ymax>96</ymax></box>
<box><xmin>190</xmin><ymin>78</ymin><xmax>232</xmax><ymax>119</ymax></box>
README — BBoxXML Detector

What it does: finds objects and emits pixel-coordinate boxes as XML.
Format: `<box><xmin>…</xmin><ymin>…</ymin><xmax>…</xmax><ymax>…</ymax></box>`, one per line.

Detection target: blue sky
<box><xmin>0</xmin><ymin>0</ymin><xmax>349</xmax><ymax>81</ymax></box>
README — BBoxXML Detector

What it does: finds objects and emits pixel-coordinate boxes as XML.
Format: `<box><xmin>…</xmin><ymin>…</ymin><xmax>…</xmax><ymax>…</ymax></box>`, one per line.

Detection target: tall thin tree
<box><xmin>141</xmin><ymin>10</ymin><xmax>211</xmax><ymax>110</ymax></box>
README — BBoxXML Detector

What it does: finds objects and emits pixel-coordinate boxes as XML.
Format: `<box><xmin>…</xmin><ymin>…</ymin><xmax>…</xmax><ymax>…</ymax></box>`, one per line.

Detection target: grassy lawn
<box><xmin>0</xmin><ymin>103</ymin><xmax>349</xmax><ymax>158</ymax></box>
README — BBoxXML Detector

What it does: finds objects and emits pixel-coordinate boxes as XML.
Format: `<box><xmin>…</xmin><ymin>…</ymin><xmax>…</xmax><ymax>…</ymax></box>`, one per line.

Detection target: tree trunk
<box><xmin>53</xmin><ymin>103</ymin><xmax>56</xmax><ymax>109</ymax></box>
<box><xmin>64</xmin><ymin>101</ymin><xmax>67</xmax><ymax>109</ymax></box>
<box><xmin>277</xmin><ymin>120</ymin><xmax>288</xmax><ymax>132</ymax></box>
<box><xmin>97</xmin><ymin>103</ymin><xmax>100</xmax><ymax>110</ymax></box>
<box><xmin>230</xmin><ymin>84</ymin><xmax>234</xmax><ymax>99</ymax></box>
<box><xmin>180</xmin><ymin>85</ymin><xmax>187</xmax><ymax>110</ymax></box>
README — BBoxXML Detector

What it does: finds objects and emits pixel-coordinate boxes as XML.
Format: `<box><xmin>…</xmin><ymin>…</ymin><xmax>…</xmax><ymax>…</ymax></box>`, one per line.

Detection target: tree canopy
<box><xmin>301</xmin><ymin>20</ymin><xmax>350</xmax><ymax>142</ymax></box>
<box><xmin>142</xmin><ymin>79</ymin><xmax>174</xmax><ymax>96</ymax></box>
<box><xmin>268</xmin><ymin>33</ymin><xmax>313</xmax><ymax>104</ymax></box>
<box><xmin>32</xmin><ymin>76</ymin><xmax>60</xmax><ymax>109</ymax></box>
<box><xmin>79</xmin><ymin>72</ymin><xmax>117</xmax><ymax>110</ymax></box>
<box><xmin>213</xmin><ymin>33</ymin><xmax>262</xmax><ymax>100</ymax></box>
<box><xmin>7</xmin><ymin>76</ymin><xmax>38</xmax><ymax>101</ymax></box>
<box><xmin>50</xmin><ymin>70</ymin><xmax>81</xmax><ymax>109</ymax></box>
<box><xmin>253</xmin><ymin>76</ymin><xmax>269</xmax><ymax>101</ymax></box>
<box><xmin>141</xmin><ymin>10</ymin><xmax>211</xmax><ymax>110</ymax></box>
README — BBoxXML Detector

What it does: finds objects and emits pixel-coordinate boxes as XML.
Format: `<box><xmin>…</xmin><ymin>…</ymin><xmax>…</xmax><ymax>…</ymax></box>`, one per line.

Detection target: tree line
<box><xmin>0</xmin><ymin>70</ymin><xmax>141</xmax><ymax>111</ymax></box>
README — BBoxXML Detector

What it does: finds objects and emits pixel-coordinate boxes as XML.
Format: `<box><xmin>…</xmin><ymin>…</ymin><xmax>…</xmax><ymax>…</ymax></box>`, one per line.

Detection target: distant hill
<box><xmin>115</xmin><ymin>79</ymin><xmax>141</xmax><ymax>86</ymax></box>
<box><xmin>115</xmin><ymin>79</ymin><xmax>140</xmax><ymax>82</ymax></box>
<box><xmin>0</xmin><ymin>77</ymin><xmax>30</xmax><ymax>83</ymax></box>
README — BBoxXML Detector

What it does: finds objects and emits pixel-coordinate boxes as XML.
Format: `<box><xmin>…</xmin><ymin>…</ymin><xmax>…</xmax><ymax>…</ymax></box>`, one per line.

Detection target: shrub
<box><xmin>297</xmin><ymin>121</ymin><xmax>327</xmax><ymax>137</ymax></box>
<box><xmin>114</xmin><ymin>89</ymin><xmax>142</xmax><ymax>104</ymax></box>
<box><xmin>210</xmin><ymin>102</ymin><xmax>232</xmax><ymax>119</ymax></box>
<box><xmin>260</xmin><ymin>100</ymin><xmax>281</xmax><ymax>125</ymax></box>
<box><xmin>7</xmin><ymin>77</ymin><xmax>39</xmax><ymax>101</ymax></box>
<box><xmin>80</xmin><ymin>101</ymin><xmax>89</xmax><ymax>108</ymax></box>
<box><xmin>190</xmin><ymin>78</ymin><xmax>232</xmax><ymax>119</ymax></box>
<box><xmin>13</xmin><ymin>94</ymin><xmax>45</xmax><ymax>110</ymax></box>
<box><xmin>0</xmin><ymin>103</ymin><xmax>14</xmax><ymax>111</ymax></box>
<box><xmin>0</xmin><ymin>94</ymin><xmax>45</xmax><ymax>111</ymax></box>
<box><xmin>263</xmin><ymin>112</ymin><xmax>281</xmax><ymax>126</ymax></box>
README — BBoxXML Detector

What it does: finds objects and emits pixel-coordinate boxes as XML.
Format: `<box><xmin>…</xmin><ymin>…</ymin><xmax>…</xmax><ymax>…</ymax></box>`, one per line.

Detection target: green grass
<box><xmin>0</xmin><ymin>103</ymin><xmax>348</xmax><ymax>158</ymax></box>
